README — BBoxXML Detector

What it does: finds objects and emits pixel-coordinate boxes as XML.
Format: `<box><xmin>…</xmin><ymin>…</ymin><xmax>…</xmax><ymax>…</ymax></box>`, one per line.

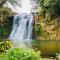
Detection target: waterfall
<box><xmin>9</xmin><ymin>13</ymin><xmax>33</xmax><ymax>47</ymax></box>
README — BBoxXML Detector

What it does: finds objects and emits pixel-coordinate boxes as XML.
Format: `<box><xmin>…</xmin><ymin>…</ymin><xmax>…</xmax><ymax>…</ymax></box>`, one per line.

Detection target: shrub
<box><xmin>8</xmin><ymin>48</ymin><xmax>41</xmax><ymax>60</ymax></box>
<box><xmin>0</xmin><ymin>40</ymin><xmax>12</xmax><ymax>53</ymax></box>
<box><xmin>35</xmin><ymin>23</ymin><xmax>44</xmax><ymax>36</ymax></box>
<box><xmin>0</xmin><ymin>8</ymin><xmax>11</xmax><ymax>16</ymax></box>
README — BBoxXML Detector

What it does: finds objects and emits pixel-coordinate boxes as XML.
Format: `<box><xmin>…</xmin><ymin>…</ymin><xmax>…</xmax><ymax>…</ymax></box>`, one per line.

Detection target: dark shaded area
<box><xmin>7</xmin><ymin>16</ymin><xmax>14</xmax><ymax>36</ymax></box>
<box><xmin>0</xmin><ymin>16</ymin><xmax>14</xmax><ymax>39</ymax></box>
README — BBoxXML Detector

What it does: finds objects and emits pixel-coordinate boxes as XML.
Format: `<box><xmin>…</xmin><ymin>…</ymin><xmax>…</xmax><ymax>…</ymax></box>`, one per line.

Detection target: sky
<box><xmin>19</xmin><ymin>0</ymin><xmax>32</xmax><ymax>13</ymax></box>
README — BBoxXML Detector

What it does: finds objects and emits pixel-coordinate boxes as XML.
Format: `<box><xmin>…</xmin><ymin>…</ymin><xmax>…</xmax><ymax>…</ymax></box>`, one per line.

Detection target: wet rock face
<box><xmin>0</xmin><ymin>16</ymin><xmax>14</xmax><ymax>38</ymax></box>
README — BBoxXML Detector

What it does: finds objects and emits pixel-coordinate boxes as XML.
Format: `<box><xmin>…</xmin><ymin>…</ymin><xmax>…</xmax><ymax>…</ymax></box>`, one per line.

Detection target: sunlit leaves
<box><xmin>8</xmin><ymin>48</ymin><xmax>41</xmax><ymax>60</ymax></box>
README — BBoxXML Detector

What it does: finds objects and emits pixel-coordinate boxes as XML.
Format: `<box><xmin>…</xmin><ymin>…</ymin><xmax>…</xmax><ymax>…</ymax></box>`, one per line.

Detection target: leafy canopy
<box><xmin>35</xmin><ymin>0</ymin><xmax>60</xmax><ymax>17</ymax></box>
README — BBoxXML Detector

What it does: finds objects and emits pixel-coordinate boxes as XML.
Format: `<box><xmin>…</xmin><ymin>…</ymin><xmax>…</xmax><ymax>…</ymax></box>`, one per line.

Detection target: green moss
<box><xmin>35</xmin><ymin>23</ymin><xmax>44</xmax><ymax>36</ymax></box>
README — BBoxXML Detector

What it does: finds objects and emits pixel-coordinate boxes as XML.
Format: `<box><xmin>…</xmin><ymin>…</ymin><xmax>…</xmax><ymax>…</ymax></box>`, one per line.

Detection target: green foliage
<box><xmin>9</xmin><ymin>0</ymin><xmax>17</xmax><ymax>3</ymax></box>
<box><xmin>0</xmin><ymin>26</ymin><xmax>10</xmax><ymax>38</ymax></box>
<box><xmin>0</xmin><ymin>0</ymin><xmax>17</xmax><ymax>7</ymax></box>
<box><xmin>0</xmin><ymin>8</ymin><xmax>11</xmax><ymax>16</ymax></box>
<box><xmin>8</xmin><ymin>0</ymin><xmax>18</xmax><ymax>5</ymax></box>
<box><xmin>0</xmin><ymin>8</ymin><xmax>12</xmax><ymax>38</ymax></box>
<box><xmin>0</xmin><ymin>27</ymin><xmax>7</xmax><ymax>38</ymax></box>
<box><xmin>0</xmin><ymin>40</ymin><xmax>12</xmax><ymax>53</ymax></box>
<box><xmin>8</xmin><ymin>48</ymin><xmax>41</xmax><ymax>60</ymax></box>
<box><xmin>0</xmin><ymin>54</ymin><xmax>8</xmax><ymax>60</ymax></box>
<box><xmin>0</xmin><ymin>26</ymin><xmax>10</xmax><ymax>39</ymax></box>
<box><xmin>35</xmin><ymin>23</ymin><xmax>44</xmax><ymax>36</ymax></box>
<box><xmin>35</xmin><ymin>0</ymin><xmax>60</xmax><ymax>17</ymax></box>
<box><xmin>35</xmin><ymin>0</ymin><xmax>44</xmax><ymax>7</ymax></box>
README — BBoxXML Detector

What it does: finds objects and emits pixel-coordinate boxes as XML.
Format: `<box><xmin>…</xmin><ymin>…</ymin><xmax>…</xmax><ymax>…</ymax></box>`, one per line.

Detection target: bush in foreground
<box><xmin>0</xmin><ymin>48</ymin><xmax>41</xmax><ymax>60</ymax></box>
<box><xmin>8</xmin><ymin>48</ymin><xmax>41</xmax><ymax>60</ymax></box>
<box><xmin>0</xmin><ymin>40</ymin><xmax>12</xmax><ymax>53</ymax></box>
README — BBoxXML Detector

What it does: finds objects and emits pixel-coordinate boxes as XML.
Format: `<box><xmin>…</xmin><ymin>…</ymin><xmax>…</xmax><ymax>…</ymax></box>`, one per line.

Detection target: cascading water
<box><xmin>9</xmin><ymin>13</ymin><xmax>33</xmax><ymax>47</ymax></box>
<box><xmin>8</xmin><ymin>0</ymin><xmax>34</xmax><ymax>47</ymax></box>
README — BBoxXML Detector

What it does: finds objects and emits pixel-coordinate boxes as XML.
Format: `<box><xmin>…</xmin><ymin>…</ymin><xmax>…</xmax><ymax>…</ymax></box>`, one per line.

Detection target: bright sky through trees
<box><xmin>20</xmin><ymin>0</ymin><xmax>32</xmax><ymax>13</ymax></box>
<box><xmin>4</xmin><ymin>0</ymin><xmax>33</xmax><ymax>13</ymax></box>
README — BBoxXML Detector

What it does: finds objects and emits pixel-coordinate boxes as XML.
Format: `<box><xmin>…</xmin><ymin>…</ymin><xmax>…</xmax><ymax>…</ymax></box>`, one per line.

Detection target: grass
<box><xmin>0</xmin><ymin>54</ymin><xmax>8</xmax><ymax>60</ymax></box>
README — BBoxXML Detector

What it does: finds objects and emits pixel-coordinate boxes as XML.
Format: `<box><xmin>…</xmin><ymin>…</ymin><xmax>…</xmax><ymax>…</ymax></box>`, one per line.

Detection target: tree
<box><xmin>0</xmin><ymin>0</ymin><xmax>21</xmax><ymax>8</ymax></box>
<box><xmin>0</xmin><ymin>0</ymin><xmax>7</xmax><ymax>7</ymax></box>
<box><xmin>35</xmin><ymin>0</ymin><xmax>60</xmax><ymax>17</ymax></box>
